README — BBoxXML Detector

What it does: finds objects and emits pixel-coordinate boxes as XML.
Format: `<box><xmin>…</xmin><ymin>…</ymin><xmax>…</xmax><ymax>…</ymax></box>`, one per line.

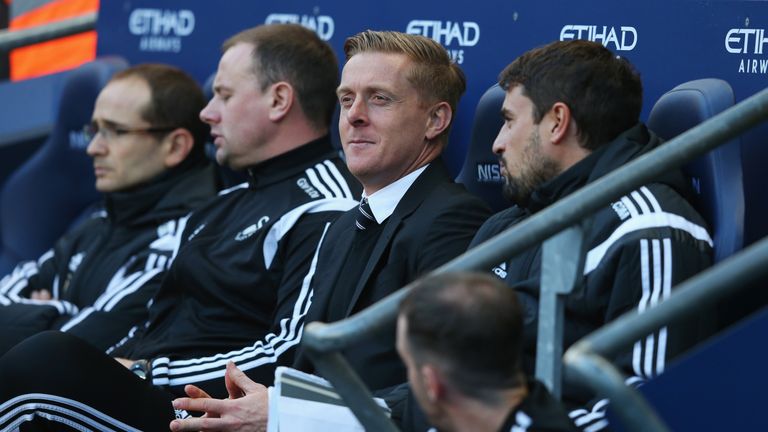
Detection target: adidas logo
<box><xmin>492</xmin><ymin>262</ymin><xmax>508</xmax><ymax>279</ymax></box>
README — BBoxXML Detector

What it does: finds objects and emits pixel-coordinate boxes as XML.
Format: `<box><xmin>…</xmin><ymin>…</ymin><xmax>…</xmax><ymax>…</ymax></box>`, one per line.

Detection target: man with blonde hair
<box><xmin>169</xmin><ymin>29</ymin><xmax>490</xmax><ymax>432</ymax></box>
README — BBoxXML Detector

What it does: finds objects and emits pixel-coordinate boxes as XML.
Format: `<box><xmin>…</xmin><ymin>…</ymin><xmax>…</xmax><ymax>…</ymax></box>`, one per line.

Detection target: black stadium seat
<box><xmin>647</xmin><ymin>78</ymin><xmax>745</xmax><ymax>263</ymax></box>
<box><xmin>455</xmin><ymin>84</ymin><xmax>507</xmax><ymax>212</ymax></box>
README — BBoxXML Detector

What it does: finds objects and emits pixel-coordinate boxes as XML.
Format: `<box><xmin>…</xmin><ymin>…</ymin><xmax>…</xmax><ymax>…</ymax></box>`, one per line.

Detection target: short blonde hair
<box><xmin>344</xmin><ymin>30</ymin><xmax>466</xmax><ymax>142</ymax></box>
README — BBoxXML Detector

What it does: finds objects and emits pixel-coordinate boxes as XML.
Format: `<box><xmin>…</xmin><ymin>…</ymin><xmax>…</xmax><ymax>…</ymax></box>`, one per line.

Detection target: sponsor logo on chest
<box><xmin>235</xmin><ymin>216</ymin><xmax>270</xmax><ymax>241</ymax></box>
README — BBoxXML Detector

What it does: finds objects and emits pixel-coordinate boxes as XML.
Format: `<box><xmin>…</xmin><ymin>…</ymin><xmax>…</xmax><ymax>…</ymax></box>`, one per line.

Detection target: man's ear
<box><xmin>269</xmin><ymin>81</ymin><xmax>294</xmax><ymax>122</ymax></box>
<box><xmin>425</xmin><ymin>101</ymin><xmax>452</xmax><ymax>141</ymax></box>
<box><xmin>421</xmin><ymin>364</ymin><xmax>445</xmax><ymax>402</ymax></box>
<box><xmin>546</xmin><ymin>101</ymin><xmax>573</xmax><ymax>145</ymax></box>
<box><xmin>163</xmin><ymin>128</ymin><xmax>194</xmax><ymax>168</ymax></box>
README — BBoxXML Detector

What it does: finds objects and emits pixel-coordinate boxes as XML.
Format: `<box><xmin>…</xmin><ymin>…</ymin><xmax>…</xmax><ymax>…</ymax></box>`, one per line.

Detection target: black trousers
<box><xmin>0</xmin><ymin>331</ymin><xmax>176</xmax><ymax>431</ymax></box>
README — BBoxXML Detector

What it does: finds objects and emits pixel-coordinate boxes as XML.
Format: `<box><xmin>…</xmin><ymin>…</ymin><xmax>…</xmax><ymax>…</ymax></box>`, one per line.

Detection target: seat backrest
<box><xmin>647</xmin><ymin>78</ymin><xmax>744</xmax><ymax>263</ymax></box>
<box><xmin>455</xmin><ymin>84</ymin><xmax>507</xmax><ymax>212</ymax></box>
<box><xmin>0</xmin><ymin>57</ymin><xmax>128</xmax><ymax>274</ymax></box>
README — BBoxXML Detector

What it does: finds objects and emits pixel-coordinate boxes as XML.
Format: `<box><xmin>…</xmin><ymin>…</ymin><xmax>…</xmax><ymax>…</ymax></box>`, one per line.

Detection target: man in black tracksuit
<box><xmin>397</xmin><ymin>273</ymin><xmax>576</xmax><ymax>432</ymax></box>
<box><xmin>0</xmin><ymin>64</ymin><xmax>218</xmax><ymax>354</ymax></box>
<box><xmin>0</xmin><ymin>24</ymin><xmax>360</xmax><ymax>431</ymax></box>
<box><xmin>470</xmin><ymin>123</ymin><xmax>712</xmax><ymax>430</ymax></box>
<box><xmin>465</xmin><ymin>41</ymin><xmax>713</xmax><ymax>432</ymax></box>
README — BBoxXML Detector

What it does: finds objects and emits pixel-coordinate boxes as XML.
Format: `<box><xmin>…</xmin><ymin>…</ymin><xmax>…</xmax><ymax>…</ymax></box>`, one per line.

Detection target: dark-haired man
<box><xmin>469</xmin><ymin>40</ymin><xmax>712</xmax><ymax>430</ymax></box>
<box><xmin>397</xmin><ymin>272</ymin><xmax>575</xmax><ymax>432</ymax></box>
<box><xmin>0</xmin><ymin>63</ymin><xmax>218</xmax><ymax>354</ymax></box>
<box><xmin>0</xmin><ymin>23</ymin><xmax>360</xmax><ymax>431</ymax></box>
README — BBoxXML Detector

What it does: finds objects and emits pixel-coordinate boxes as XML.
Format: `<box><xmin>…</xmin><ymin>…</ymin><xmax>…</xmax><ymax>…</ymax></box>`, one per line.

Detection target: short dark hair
<box><xmin>400</xmin><ymin>272</ymin><xmax>524</xmax><ymax>402</ymax></box>
<box><xmin>498</xmin><ymin>39</ymin><xmax>643</xmax><ymax>150</ymax></box>
<box><xmin>344</xmin><ymin>30</ymin><xmax>466</xmax><ymax>144</ymax></box>
<box><xmin>223</xmin><ymin>24</ymin><xmax>339</xmax><ymax>130</ymax></box>
<box><xmin>112</xmin><ymin>64</ymin><xmax>208</xmax><ymax>162</ymax></box>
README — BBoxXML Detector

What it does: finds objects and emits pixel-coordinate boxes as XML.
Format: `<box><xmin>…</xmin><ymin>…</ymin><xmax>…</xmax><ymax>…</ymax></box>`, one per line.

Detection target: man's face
<box><xmin>200</xmin><ymin>43</ymin><xmax>273</xmax><ymax>170</ymax></box>
<box><xmin>337</xmin><ymin>52</ymin><xmax>438</xmax><ymax>194</ymax></box>
<box><xmin>492</xmin><ymin>86</ymin><xmax>560</xmax><ymax>206</ymax></box>
<box><xmin>86</xmin><ymin>77</ymin><xmax>168</xmax><ymax>193</ymax></box>
<box><xmin>396</xmin><ymin>315</ymin><xmax>447</xmax><ymax>430</ymax></box>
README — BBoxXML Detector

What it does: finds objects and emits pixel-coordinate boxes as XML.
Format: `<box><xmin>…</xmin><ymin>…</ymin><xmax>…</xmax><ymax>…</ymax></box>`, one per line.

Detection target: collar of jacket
<box><xmin>105</xmin><ymin>161</ymin><xmax>217</xmax><ymax>227</ymax></box>
<box><xmin>524</xmin><ymin>122</ymin><xmax>687</xmax><ymax>213</ymax></box>
<box><xmin>245</xmin><ymin>135</ymin><xmax>337</xmax><ymax>190</ymax></box>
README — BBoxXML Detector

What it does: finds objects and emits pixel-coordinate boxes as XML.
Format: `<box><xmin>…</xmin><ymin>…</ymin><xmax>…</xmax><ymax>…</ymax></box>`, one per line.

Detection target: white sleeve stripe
<box><xmin>0</xmin><ymin>393</ymin><xmax>142</xmax><ymax>432</ymax></box>
<box><xmin>4</xmin><ymin>297</ymin><xmax>79</xmax><ymax>315</ymax></box>
<box><xmin>569</xmin><ymin>399</ymin><xmax>610</xmax><ymax>425</ymax></box>
<box><xmin>314</xmin><ymin>163</ymin><xmax>344</xmax><ymax>198</ymax></box>
<box><xmin>638</xmin><ymin>240</ymin><xmax>652</xmax><ymax>313</ymax></box>
<box><xmin>37</xmin><ymin>249</ymin><xmax>55</xmax><ymax>266</ymax></box>
<box><xmin>102</xmin><ymin>268</ymin><xmax>164</xmax><ymax>311</ymax></box>
<box><xmin>146</xmin><ymin>253</ymin><xmax>158</xmax><ymax>270</ymax></box>
<box><xmin>93</xmin><ymin>271</ymin><xmax>142</xmax><ymax>309</ymax></box>
<box><xmin>640</xmin><ymin>186</ymin><xmax>663</xmax><ymax>212</ymax></box>
<box><xmin>0</xmin><ymin>250</ymin><xmax>53</xmax><ymax>296</ymax></box>
<box><xmin>650</xmin><ymin>239</ymin><xmax>663</xmax><ymax>308</ymax></box>
<box><xmin>152</xmin><ymin>223</ymin><xmax>333</xmax><ymax>386</ymax></box>
<box><xmin>59</xmin><ymin>307</ymin><xmax>95</xmax><ymax>332</ymax></box>
<box><xmin>323</xmin><ymin>160</ymin><xmax>354</xmax><ymax>200</ymax></box>
<box><xmin>634</xmin><ymin>237</ymin><xmax>672</xmax><ymax>379</ymax></box>
<box><xmin>656</xmin><ymin>238</ymin><xmax>673</xmax><ymax>373</ymax></box>
<box><xmin>171</xmin><ymin>215</ymin><xmax>190</xmax><ymax>261</ymax></box>
<box><xmin>584</xmin><ymin>211</ymin><xmax>712</xmax><ymax>275</ymax></box>
<box><xmin>633</xmin><ymin>239</ymin><xmax>650</xmax><ymax>377</ymax></box>
<box><xmin>630</xmin><ymin>190</ymin><xmax>651</xmax><ymax>214</ymax></box>
<box><xmin>305</xmin><ymin>167</ymin><xmax>334</xmax><ymax>199</ymax></box>
<box><xmin>262</xmin><ymin>198</ymin><xmax>357</xmax><ymax>269</ymax></box>
<box><xmin>0</xmin><ymin>262</ymin><xmax>39</xmax><ymax>296</ymax></box>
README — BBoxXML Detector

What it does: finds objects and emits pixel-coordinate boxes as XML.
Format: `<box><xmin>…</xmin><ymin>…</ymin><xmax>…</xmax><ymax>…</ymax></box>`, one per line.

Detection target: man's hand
<box><xmin>30</xmin><ymin>290</ymin><xmax>52</xmax><ymax>300</ymax></box>
<box><xmin>169</xmin><ymin>361</ymin><xmax>269</xmax><ymax>432</ymax></box>
<box><xmin>114</xmin><ymin>358</ymin><xmax>134</xmax><ymax>369</ymax></box>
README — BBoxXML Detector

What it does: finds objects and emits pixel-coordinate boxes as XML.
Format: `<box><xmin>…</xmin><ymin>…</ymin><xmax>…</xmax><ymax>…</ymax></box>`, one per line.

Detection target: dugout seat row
<box><xmin>0</xmin><ymin>69</ymin><xmax>749</xmax><ymax>281</ymax></box>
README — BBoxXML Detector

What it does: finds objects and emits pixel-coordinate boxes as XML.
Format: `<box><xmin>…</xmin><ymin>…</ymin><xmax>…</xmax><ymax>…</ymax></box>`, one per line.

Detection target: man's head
<box><xmin>338</xmin><ymin>30</ymin><xmax>466</xmax><ymax>194</ymax></box>
<box><xmin>493</xmin><ymin>39</ymin><xmax>643</xmax><ymax>206</ymax></box>
<box><xmin>200</xmin><ymin>24</ymin><xmax>339</xmax><ymax>170</ymax></box>
<box><xmin>396</xmin><ymin>272</ymin><xmax>525</xmax><ymax>430</ymax></box>
<box><xmin>86</xmin><ymin>64</ymin><xmax>207</xmax><ymax>193</ymax></box>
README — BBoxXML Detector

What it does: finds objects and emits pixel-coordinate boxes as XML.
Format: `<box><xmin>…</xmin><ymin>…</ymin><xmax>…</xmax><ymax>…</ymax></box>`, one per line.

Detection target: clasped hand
<box><xmin>169</xmin><ymin>361</ymin><xmax>269</xmax><ymax>432</ymax></box>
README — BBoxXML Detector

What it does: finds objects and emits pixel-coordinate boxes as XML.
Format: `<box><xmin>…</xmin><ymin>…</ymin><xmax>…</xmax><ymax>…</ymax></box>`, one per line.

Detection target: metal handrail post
<box><xmin>304</xmin><ymin>325</ymin><xmax>399</xmax><ymax>432</ymax></box>
<box><xmin>535</xmin><ymin>224</ymin><xmax>585</xmax><ymax>398</ymax></box>
<box><xmin>0</xmin><ymin>13</ymin><xmax>97</xmax><ymax>52</ymax></box>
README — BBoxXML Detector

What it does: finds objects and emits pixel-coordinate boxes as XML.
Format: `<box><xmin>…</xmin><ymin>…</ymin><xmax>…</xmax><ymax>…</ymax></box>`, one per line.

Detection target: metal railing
<box><xmin>0</xmin><ymin>13</ymin><xmax>97</xmax><ymax>52</ymax></box>
<box><xmin>564</xmin><ymin>235</ymin><xmax>768</xmax><ymax>432</ymax></box>
<box><xmin>302</xmin><ymin>85</ymin><xmax>768</xmax><ymax>430</ymax></box>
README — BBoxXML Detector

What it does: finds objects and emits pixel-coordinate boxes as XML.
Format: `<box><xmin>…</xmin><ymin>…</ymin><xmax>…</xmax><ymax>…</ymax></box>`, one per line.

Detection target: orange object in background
<box><xmin>8</xmin><ymin>0</ymin><xmax>98</xmax><ymax>81</ymax></box>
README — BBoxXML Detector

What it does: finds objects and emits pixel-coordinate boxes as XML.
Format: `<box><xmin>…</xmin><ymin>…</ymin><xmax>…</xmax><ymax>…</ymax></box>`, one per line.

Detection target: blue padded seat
<box><xmin>0</xmin><ymin>57</ymin><xmax>128</xmax><ymax>274</ymax></box>
<box><xmin>455</xmin><ymin>84</ymin><xmax>507</xmax><ymax>212</ymax></box>
<box><xmin>647</xmin><ymin>78</ymin><xmax>744</xmax><ymax>263</ymax></box>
